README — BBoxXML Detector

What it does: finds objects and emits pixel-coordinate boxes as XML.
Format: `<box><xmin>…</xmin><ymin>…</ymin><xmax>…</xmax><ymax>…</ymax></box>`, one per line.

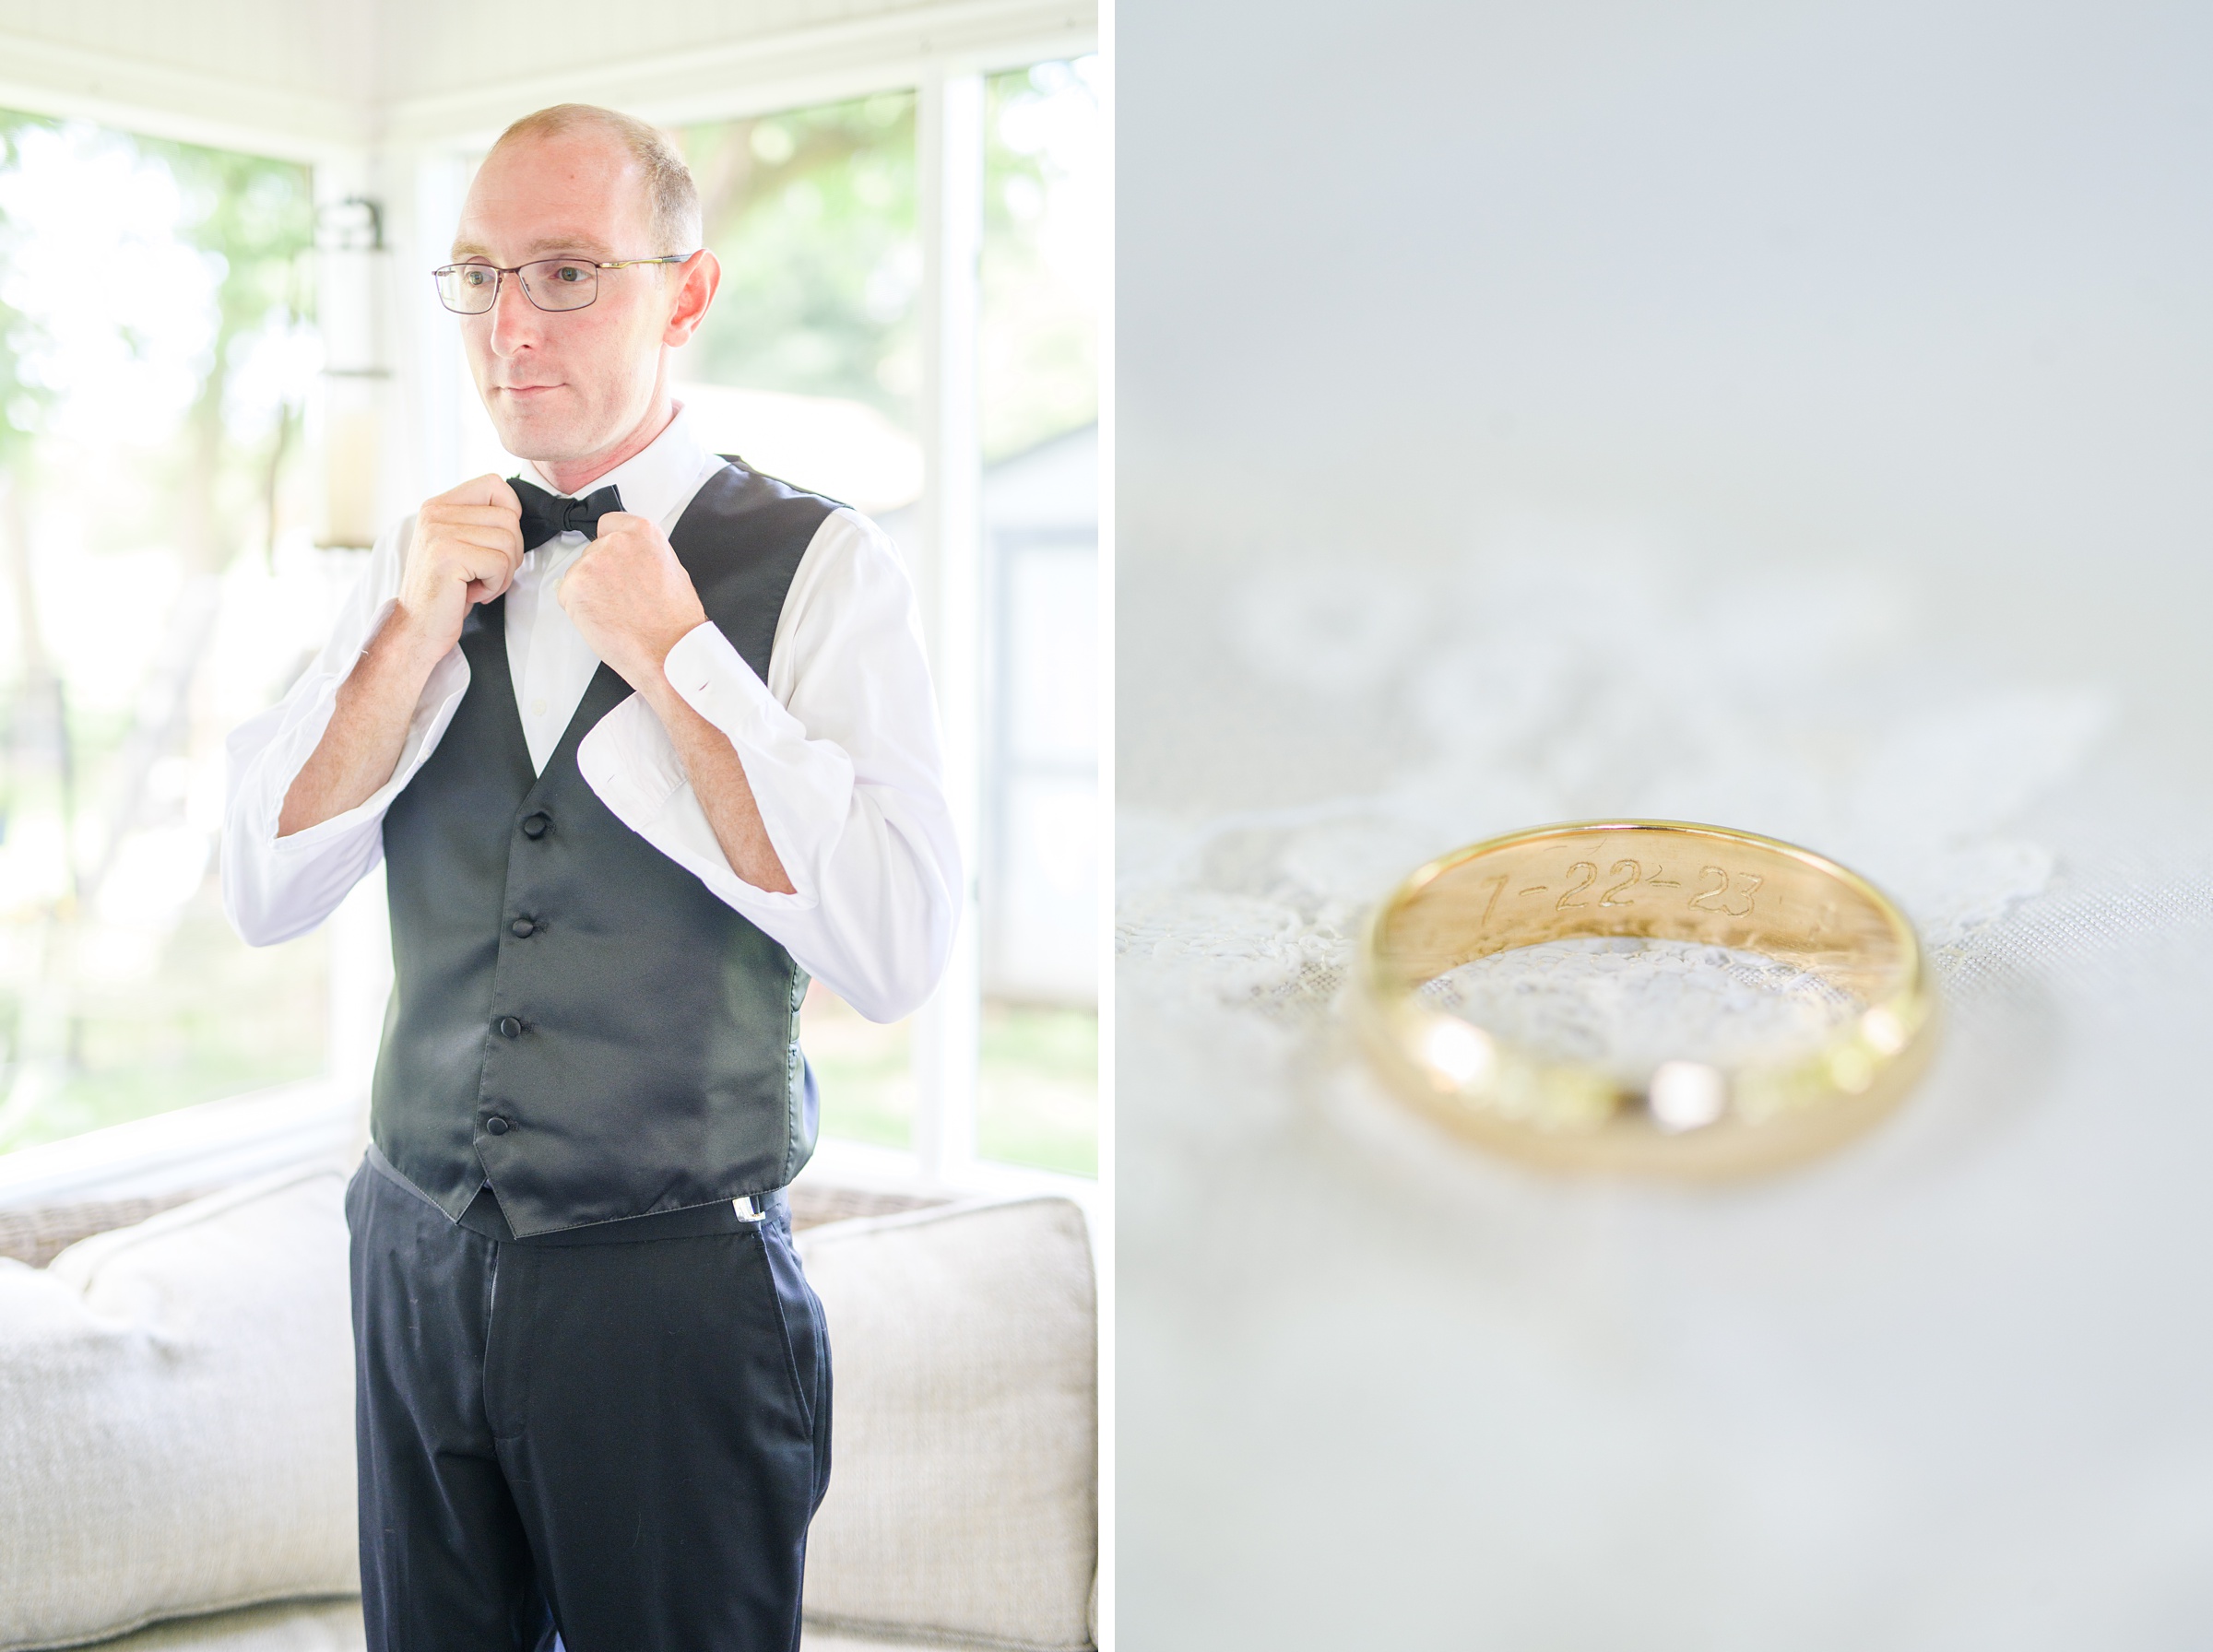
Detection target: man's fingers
<box><xmin>437</xmin><ymin>472</ymin><xmax>524</xmax><ymax>515</ymax></box>
<box><xmin>429</xmin><ymin>526</ymin><xmax>527</xmax><ymax>564</ymax></box>
<box><xmin>421</xmin><ymin>504</ymin><xmax>525</xmax><ymax>580</ymax></box>
<box><xmin>447</xmin><ymin>543</ymin><xmax>517</xmax><ymax>594</ymax></box>
<box><xmin>552</xmin><ymin>539</ymin><xmax>603</xmax><ymax>611</ymax></box>
<box><xmin>423</xmin><ymin>502</ymin><xmax>527</xmax><ymax>534</ymax></box>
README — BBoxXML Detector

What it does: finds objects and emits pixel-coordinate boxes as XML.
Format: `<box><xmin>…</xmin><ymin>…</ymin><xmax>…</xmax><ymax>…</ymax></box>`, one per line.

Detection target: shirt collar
<box><xmin>511</xmin><ymin>403</ymin><xmax>714</xmax><ymax>529</ymax></box>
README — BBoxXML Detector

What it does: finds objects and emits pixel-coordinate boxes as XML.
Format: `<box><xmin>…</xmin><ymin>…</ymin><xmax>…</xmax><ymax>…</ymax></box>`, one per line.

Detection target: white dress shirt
<box><xmin>221</xmin><ymin>407</ymin><xmax>960</xmax><ymax>1024</ymax></box>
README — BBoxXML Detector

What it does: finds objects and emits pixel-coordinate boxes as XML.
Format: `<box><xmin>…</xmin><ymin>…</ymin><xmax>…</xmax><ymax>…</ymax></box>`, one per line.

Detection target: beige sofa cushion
<box><xmin>0</xmin><ymin>1176</ymin><xmax>1095</xmax><ymax>1652</ymax></box>
<box><xmin>0</xmin><ymin>1167</ymin><xmax>358</xmax><ymax>1652</ymax></box>
<box><xmin>84</xmin><ymin>1600</ymin><xmax>953</xmax><ymax>1652</ymax></box>
<box><xmin>799</xmin><ymin>1197</ymin><xmax>1098</xmax><ymax>1652</ymax></box>
<box><xmin>72</xmin><ymin>1600</ymin><xmax>362</xmax><ymax>1651</ymax></box>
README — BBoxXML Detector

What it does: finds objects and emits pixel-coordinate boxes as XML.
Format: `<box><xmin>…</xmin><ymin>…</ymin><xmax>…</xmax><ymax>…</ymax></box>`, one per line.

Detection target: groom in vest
<box><xmin>221</xmin><ymin>104</ymin><xmax>958</xmax><ymax>1652</ymax></box>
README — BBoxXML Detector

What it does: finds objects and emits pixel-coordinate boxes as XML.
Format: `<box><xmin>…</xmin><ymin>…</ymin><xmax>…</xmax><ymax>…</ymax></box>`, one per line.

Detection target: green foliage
<box><xmin>0</xmin><ymin>112</ymin><xmax>57</xmax><ymax>468</ymax></box>
<box><xmin>802</xmin><ymin>992</ymin><xmax>1098</xmax><ymax>1174</ymax></box>
<box><xmin>980</xmin><ymin>63</ymin><xmax>1100</xmax><ymax>460</ymax></box>
<box><xmin>976</xmin><ymin>1003</ymin><xmax>1098</xmax><ymax>1176</ymax></box>
<box><xmin>681</xmin><ymin>94</ymin><xmax>919</xmax><ymax>420</ymax></box>
<box><xmin>0</xmin><ymin>114</ymin><xmax>314</xmax><ymax>565</ymax></box>
<box><xmin>7</xmin><ymin>888</ymin><xmax>329</xmax><ymax>1150</ymax></box>
<box><xmin>135</xmin><ymin>136</ymin><xmax>314</xmax><ymax>570</ymax></box>
<box><xmin>149</xmin><ymin>139</ymin><xmax>316</xmax><ymax>352</ymax></box>
<box><xmin>0</xmin><ymin>118</ymin><xmax>328</xmax><ymax>1159</ymax></box>
<box><xmin>680</xmin><ymin>63</ymin><xmax>1101</xmax><ymax>460</ymax></box>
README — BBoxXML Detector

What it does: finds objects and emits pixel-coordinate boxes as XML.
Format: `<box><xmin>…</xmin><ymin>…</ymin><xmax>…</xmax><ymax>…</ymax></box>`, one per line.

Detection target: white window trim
<box><xmin>910</xmin><ymin>67</ymin><xmax>988</xmax><ymax>1183</ymax></box>
<box><xmin>0</xmin><ymin>1084</ymin><xmax>1099</xmax><ymax>1218</ymax></box>
<box><xmin>0</xmin><ymin>1081</ymin><xmax>363</xmax><ymax>1211</ymax></box>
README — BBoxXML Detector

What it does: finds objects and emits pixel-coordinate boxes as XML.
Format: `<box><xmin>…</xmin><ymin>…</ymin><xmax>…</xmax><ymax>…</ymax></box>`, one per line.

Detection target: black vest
<box><xmin>372</xmin><ymin>461</ymin><xmax>837</xmax><ymax>1238</ymax></box>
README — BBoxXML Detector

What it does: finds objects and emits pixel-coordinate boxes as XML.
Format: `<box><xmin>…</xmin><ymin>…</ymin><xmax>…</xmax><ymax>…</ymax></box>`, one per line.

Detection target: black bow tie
<box><xmin>513</xmin><ymin>478</ymin><xmax>623</xmax><ymax>550</ymax></box>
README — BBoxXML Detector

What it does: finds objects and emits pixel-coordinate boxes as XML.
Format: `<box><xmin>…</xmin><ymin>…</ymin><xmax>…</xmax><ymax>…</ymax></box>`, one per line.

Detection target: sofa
<box><xmin>0</xmin><ymin>1163</ymin><xmax>1097</xmax><ymax>1652</ymax></box>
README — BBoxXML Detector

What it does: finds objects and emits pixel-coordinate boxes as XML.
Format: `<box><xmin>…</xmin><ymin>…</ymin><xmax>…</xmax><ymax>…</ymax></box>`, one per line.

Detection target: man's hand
<box><xmin>556</xmin><ymin>512</ymin><xmax>708</xmax><ymax>690</ymax></box>
<box><xmin>559</xmin><ymin>513</ymin><xmax>795</xmax><ymax>895</ymax></box>
<box><xmin>392</xmin><ymin>474</ymin><xmax>527</xmax><ymax>667</ymax></box>
<box><xmin>277</xmin><ymin>476</ymin><xmax>521</xmax><ymax>838</ymax></box>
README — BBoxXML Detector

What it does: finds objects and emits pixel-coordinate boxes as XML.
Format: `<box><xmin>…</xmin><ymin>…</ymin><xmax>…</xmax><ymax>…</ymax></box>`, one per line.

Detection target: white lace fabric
<box><xmin>1117</xmin><ymin>544</ymin><xmax>2213</xmax><ymax>1650</ymax></box>
<box><xmin>1120</xmin><ymin>554</ymin><xmax>2115</xmax><ymax>1031</ymax></box>
<box><xmin>1415</xmin><ymin>937</ymin><xmax>1861</xmax><ymax>1083</ymax></box>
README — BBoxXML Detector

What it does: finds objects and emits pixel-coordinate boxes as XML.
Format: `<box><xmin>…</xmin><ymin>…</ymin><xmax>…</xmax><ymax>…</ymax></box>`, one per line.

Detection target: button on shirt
<box><xmin>220</xmin><ymin>407</ymin><xmax>960</xmax><ymax>1023</ymax></box>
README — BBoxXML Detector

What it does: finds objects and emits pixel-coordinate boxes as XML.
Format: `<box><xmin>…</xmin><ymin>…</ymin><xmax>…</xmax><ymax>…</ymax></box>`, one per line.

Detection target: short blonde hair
<box><xmin>491</xmin><ymin>103</ymin><xmax>702</xmax><ymax>253</ymax></box>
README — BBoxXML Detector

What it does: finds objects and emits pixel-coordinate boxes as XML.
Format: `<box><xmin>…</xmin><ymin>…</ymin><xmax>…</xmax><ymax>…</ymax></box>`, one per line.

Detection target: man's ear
<box><xmin>664</xmin><ymin>249</ymin><xmax>720</xmax><ymax>347</ymax></box>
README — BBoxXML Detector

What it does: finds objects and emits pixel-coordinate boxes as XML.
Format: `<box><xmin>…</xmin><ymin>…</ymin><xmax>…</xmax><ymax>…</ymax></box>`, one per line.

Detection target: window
<box><xmin>665</xmin><ymin>63</ymin><xmax>1103</xmax><ymax>1179</ymax></box>
<box><xmin>974</xmin><ymin>59</ymin><xmax>1102</xmax><ymax>1177</ymax></box>
<box><xmin>671</xmin><ymin>94</ymin><xmax>928</xmax><ymax>1155</ymax></box>
<box><xmin>0</xmin><ymin>114</ymin><xmax>329</xmax><ymax>1154</ymax></box>
<box><xmin>1</xmin><ymin>47</ymin><xmax>1103</xmax><ymax>1193</ymax></box>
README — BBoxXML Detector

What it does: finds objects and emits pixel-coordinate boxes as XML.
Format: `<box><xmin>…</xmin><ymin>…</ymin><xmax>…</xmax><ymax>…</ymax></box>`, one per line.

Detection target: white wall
<box><xmin>0</xmin><ymin>0</ymin><xmax>1093</xmax><ymax>153</ymax></box>
<box><xmin>0</xmin><ymin>0</ymin><xmax>374</xmax><ymax>153</ymax></box>
<box><xmin>381</xmin><ymin>0</ymin><xmax>917</xmax><ymax>97</ymax></box>
<box><xmin>1119</xmin><ymin>0</ymin><xmax>2213</xmax><ymax>813</ymax></box>
<box><xmin>0</xmin><ymin>0</ymin><xmax>366</xmax><ymax>96</ymax></box>
<box><xmin>376</xmin><ymin>0</ymin><xmax>1093</xmax><ymax>144</ymax></box>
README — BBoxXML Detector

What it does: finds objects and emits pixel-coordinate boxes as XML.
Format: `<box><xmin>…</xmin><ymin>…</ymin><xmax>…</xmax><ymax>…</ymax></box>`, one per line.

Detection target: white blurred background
<box><xmin>1122</xmin><ymin>0</ymin><xmax>2212</xmax><ymax>808</ymax></box>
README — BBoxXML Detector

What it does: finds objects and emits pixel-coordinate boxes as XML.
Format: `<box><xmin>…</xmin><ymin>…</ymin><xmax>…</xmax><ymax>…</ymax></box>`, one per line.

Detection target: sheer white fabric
<box><xmin>1118</xmin><ymin>541</ymin><xmax>2213</xmax><ymax>1649</ymax></box>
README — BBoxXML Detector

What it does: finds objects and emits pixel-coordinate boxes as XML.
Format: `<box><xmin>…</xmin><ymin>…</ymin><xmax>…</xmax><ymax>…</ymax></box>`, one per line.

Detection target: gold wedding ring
<box><xmin>1352</xmin><ymin>821</ymin><xmax>1937</xmax><ymax>1176</ymax></box>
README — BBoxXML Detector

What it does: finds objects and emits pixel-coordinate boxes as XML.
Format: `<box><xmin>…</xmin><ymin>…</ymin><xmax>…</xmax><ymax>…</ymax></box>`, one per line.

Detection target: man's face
<box><xmin>450</xmin><ymin>131</ymin><xmax>684</xmax><ymax>465</ymax></box>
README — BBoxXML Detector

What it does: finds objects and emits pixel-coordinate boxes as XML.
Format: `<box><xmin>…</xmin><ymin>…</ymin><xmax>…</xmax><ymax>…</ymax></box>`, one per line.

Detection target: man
<box><xmin>222</xmin><ymin>103</ymin><xmax>958</xmax><ymax>1652</ymax></box>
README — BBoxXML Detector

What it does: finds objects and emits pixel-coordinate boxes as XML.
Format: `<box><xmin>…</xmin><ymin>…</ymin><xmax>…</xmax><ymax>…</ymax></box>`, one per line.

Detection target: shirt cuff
<box><xmin>664</xmin><ymin>618</ymin><xmax>854</xmax><ymax>891</ymax></box>
<box><xmin>577</xmin><ymin>620</ymin><xmax>858</xmax><ymax>911</ymax></box>
<box><xmin>661</xmin><ymin>620</ymin><xmax>797</xmax><ymax>745</ymax></box>
<box><xmin>577</xmin><ymin>694</ymin><xmax>821</xmax><ymax>913</ymax></box>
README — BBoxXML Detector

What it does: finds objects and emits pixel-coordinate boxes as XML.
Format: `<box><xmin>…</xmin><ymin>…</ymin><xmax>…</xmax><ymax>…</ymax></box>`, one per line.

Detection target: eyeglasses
<box><xmin>431</xmin><ymin>254</ymin><xmax>692</xmax><ymax>315</ymax></box>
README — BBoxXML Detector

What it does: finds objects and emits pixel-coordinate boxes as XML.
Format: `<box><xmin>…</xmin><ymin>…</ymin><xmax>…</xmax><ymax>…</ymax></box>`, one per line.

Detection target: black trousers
<box><xmin>344</xmin><ymin>1150</ymin><xmax>832</xmax><ymax>1652</ymax></box>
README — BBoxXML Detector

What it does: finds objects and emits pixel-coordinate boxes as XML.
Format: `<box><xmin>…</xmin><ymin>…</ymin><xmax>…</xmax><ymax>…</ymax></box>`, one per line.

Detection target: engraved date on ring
<box><xmin>1476</xmin><ymin>856</ymin><xmax>1761</xmax><ymax>925</ymax></box>
<box><xmin>1689</xmin><ymin>864</ymin><xmax>1762</xmax><ymax>918</ymax></box>
<box><xmin>1557</xmin><ymin>858</ymin><xmax>1647</xmax><ymax>910</ymax></box>
<box><xmin>1552</xmin><ymin>857</ymin><xmax>1759</xmax><ymax>917</ymax></box>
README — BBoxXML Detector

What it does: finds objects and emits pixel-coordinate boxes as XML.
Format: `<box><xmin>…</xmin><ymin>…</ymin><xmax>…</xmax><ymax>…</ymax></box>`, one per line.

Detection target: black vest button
<box><xmin>484</xmin><ymin>1115</ymin><xmax>511</xmax><ymax>1136</ymax></box>
<box><xmin>520</xmin><ymin>812</ymin><xmax>551</xmax><ymax>840</ymax></box>
<box><xmin>510</xmin><ymin>917</ymin><xmax>537</xmax><ymax>938</ymax></box>
<box><xmin>496</xmin><ymin>1016</ymin><xmax>523</xmax><ymax>1039</ymax></box>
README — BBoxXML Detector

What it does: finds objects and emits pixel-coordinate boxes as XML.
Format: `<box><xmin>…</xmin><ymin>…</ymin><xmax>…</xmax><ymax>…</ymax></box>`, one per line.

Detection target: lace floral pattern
<box><xmin>1119</xmin><ymin>548</ymin><xmax>2109</xmax><ymax>1049</ymax></box>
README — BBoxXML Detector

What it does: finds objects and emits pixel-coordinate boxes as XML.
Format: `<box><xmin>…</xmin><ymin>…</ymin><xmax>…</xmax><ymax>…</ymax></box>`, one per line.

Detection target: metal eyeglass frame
<box><xmin>431</xmin><ymin>254</ymin><xmax>693</xmax><ymax>314</ymax></box>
